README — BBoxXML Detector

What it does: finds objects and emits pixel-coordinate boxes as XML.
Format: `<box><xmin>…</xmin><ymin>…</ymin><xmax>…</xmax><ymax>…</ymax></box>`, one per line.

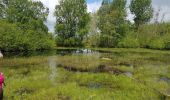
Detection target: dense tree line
<box><xmin>0</xmin><ymin>0</ymin><xmax>55</xmax><ymax>51</ymax></box>
<box><xmin>54</xmin><ymin>0</ymin><xmax>170</xmax><ymax>49</ymax></box>
<box><xmin>54</xmin><ymin>0</ymin><xmax>167</xmax><ymax>49</ymax></box>
<box><xmin>1</xmin><ymin>0</ymin><xmax>170</xmax><ymax>50</ymax></box>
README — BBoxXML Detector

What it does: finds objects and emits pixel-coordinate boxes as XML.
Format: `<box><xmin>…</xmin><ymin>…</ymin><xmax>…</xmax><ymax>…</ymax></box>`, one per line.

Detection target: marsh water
<box><xmin>0</xmin><ymin>48</ymin><xmax>170</xmax><ymax>100</ymax></box>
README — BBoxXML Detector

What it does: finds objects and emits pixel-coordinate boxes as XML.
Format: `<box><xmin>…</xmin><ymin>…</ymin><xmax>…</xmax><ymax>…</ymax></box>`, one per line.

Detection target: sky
<box><xmin>39</xmin><ymin>0</ymin><xmax>170</xmax><ymax>33</ymax></box>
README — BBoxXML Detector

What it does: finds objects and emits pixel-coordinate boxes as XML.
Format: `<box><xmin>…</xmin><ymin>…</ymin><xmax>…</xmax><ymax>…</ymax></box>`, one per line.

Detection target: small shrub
<box><xmin>118</xmin><ymin>33</ymin><xmax>140</xmax><ymax>48</ymax></box>
<box><xmin>165</xmin><ymin>41</ymin><xmax>170</xmax><ymax>50</ymax></box>
<box><xmin>99</xmin><ymin>35</ymin><xmax>116</xmax><ymax>47</ymax></box>
<box><xmin>148</xmin><ymin>38</ymin><xmax>165</xmax><ymax>50</ymax></box>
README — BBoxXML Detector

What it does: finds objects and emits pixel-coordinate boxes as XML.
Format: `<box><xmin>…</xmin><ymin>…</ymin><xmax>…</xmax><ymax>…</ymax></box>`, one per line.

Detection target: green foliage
<box><xmin>118</xmin><ymin>32</ymin><xmax>140</xmax><ymax>48</ymax></box>
<box><xmin>1</xmin><ymin>0</ymin><xmax>170</xmax><ymax>51</ymax></box>
<box><xmin>0</xmin><ymin>20</ymin><xmax>55</xmax><ymax>51</ymax></box>
<box><xmin>0</xmin><ymin>0</ymin><xmax>5</xmax><ymax>19</ymax></box>
<box><xmin>25</xmin><ymin>30</ymin><xmax>55</xmax><ymax>50</ymax></box>
<box><xmin>0</xmin><ymin>20</ymin><xmax>24</xmax><ymax>51</ymax></box>
<box><xmin>0</xmin><ymin>0</ymin><xmax>55</xmax><ymax>51</ymax></box>
<box><xmin>98</xmin><ymin>0</ymin><xmax>128</xmax><ymax>47</ymax></box>
<box><xmin>84</xmin><ymin>33</ymin><xmax>100</xmax><ymax>47</ymax></box>
<box><xmin>136</xmin><ymin>23</ymin><xmax>170</xmax><ymax>49</ymax></box>
<box><xmin>130</xmin><ymin>0</ymin><xmax>153</xmax><ymax>27</ymax></box>
<box><xmin>56</xmin><ymin>37</ymin><xmax>81</xmax><ymax>47</ymax></box>
<box><xmin>148</xmin><ymin>38</ymin><xmax>165</xmax><ymax>50</ymax></box>
<box><xmin>99</xmin><ymin>35</ymin><xmax>116</xmax><ymax>47</ymax></box>
<box><xmin>2</xmin><ymin>0</ymin><xmax>49</xmax><ymax>32</ymax></box>
<box><xmin>137</xmin><ymin>25</ymin><xmax>157</xmax><ymax>48</ymax></box>
<box><xmin>165</xmin><ymin>41</ymin><xmax>170</xmax><ymax>50</ymax></box>
<box><xmin>162</xmin><ymin>34</ymin><xmax>170</xmax><ymax>50</ymax></box>
<box><xmin>55</xmin><ymin>0</ymin><xmax>90</xmax><ymax>47</ymax></box>
<box><xmin>4</xmin><ymin>0</ymin><xmax>48</xmax><ymax>23</ymax></box>
<box><xmin>84</xmin><ymin>13</ymin><xmax>100</xmax><ymax>47</ymax></box>
<box><xmin>17</xmin><ymin>19</ymin><xmax>48</xmax><ymax>33</ymax></box>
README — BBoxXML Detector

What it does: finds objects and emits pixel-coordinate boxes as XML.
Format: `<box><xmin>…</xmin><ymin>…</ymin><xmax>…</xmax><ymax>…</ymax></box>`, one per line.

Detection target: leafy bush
<box><xmin>99</xmin><ymin>35</ymin><xmax>117</xmax><ymax>47</ymax></box>
<box><xmin>148</xmin><ymin>38</ymin><xmax>165</xmax><ymax>50</ymax></box>
<box><xmin>56</xmin><ymin>37</ymin><xmax>82</xmax><ymax>47</ymax></box>
<box><xmin>0</xmin><ymin>20</ymin><xmax>55</xmax><ymax>51</ymax></box>
<box><xmin>165</xmin><ymin>41</ymin><xmax>170</xmax><ymax>50</ymax></box>
<box><xmin>64</xmin><ymin>38</ymin><xmax>77</xmax><ymax>47</ymax></box>
<box><xmin>83</xmin><ymin>33</ymin><xmax>100</xmax><ymax>47</ymax></box>
<box><xmin>163</xmin><ymin>35</ymin><xmax>170</xmax><ymax>50</ymax></box>
<box><xmin>0</xmin><ymin>20</ymin><xmax>23</xmax><ymax>51</ymax></box>
<box><xmin>137</xmin><ymin>23</ymin><xmax>170</xmax><ymax>49</ymax></box>
<box><xmin>137</xmin><ymin>24</ymin><xmax>158</xmax><ymax>48</ymax></box>
<box><xmin>25</xmin><ymin>30</ymin><xmax>55</xmax><ymax>50</ymax></box>
<box><xmin>118</xmin><ymin>33</ymin><xmax>140</xmax><ymax>48</ymax></box>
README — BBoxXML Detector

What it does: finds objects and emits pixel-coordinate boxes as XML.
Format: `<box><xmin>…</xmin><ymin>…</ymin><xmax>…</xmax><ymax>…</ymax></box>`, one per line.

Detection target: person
<box><xmin>0</xmin><ymin>73</ymin><xmax>5</xmax><ymax>100</ymax></box>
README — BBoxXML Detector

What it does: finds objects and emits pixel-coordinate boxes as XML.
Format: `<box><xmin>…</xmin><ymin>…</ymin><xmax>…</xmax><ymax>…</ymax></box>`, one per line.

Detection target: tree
<box><xmin>102</xmin><ymin>0</ymin><xmax>112</xmax><ymax>5</ymax></box>
<box><xmin>98</xmin><ymin>0</ymin><xmax>127</xmax><ymax>47</ymax></box>
<box><xmin>2</xmin><ymin>0</ymin><xmax>49</xmax><ymax>32</ymax></box>
<box><xmin>0</xmin><ymin>0</ymin><xmax>5</xmax><ymax>19</ymax></box>
<box><xmin>130</xmin><ymin>0</ymin><xmax>153</xmax><ymax>27</ymax></box>
<box><xmin>55</xmin><ymin>0</ymin><xmax>89</xmax><ymax>47</ymax></box>
<box><xmin>4</xmin><ymin>0</ymin><xmax>48</xmax><ymax>23</ymax></box>
<box><xmin>84</xmin><ymin>13</ymin><xmax>100</xmax><ymax>47</ymax></box>
<box><xmin>0</xmin><ymin>0</ymin><xmax>55</xmax><ymax>51</ymax></box>
<box><xmin>0</xmin><ymin>20</ymin><xmax>55</xmax><ymax>51</ymax></box>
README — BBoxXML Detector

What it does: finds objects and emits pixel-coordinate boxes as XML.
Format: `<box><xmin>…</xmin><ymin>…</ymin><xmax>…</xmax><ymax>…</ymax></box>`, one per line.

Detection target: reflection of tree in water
<box><xmin>48</xmin><ymin>56</ymin><xmax>57</xmax><ymax>85</ymax></box>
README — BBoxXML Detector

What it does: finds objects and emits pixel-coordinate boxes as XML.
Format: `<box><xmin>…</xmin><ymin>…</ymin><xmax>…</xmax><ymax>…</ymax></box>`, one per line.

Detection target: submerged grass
<box><xmin>0</xmin><ymin>48</ymin><xmax>169</xmax><ymax>99</ymax></box>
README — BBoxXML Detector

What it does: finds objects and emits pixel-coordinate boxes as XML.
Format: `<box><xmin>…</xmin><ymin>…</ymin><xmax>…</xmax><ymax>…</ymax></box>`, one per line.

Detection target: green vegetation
<box><xmin>0</xmin><ymin>0</ymin><xmax>55</xmax><ymax>51</ymax></box>
<box><xmin>130</xmin><ymin>0</ymin><xmax>153</xmax><ymax>27</ymax></box>
<box><xmin>97</xmin><ymin>0</ymin><xmax>128</xmax><ymax>47</ymax></box>
<box><xmin>1</xmin><ymin>0</ymin><xmax>170</xmax><ymax>99</ymax></box>
<box><xmin>55</xmin><ymin>0</ymin><xmax>90</xmax><ymax>47</ymax></box>
<box><xmin>82</xmin><ymin>0</ymin><xmax>170</xmax><ymax>50</ymax></box>
<box><xmin>1</xmin><ymin>0</ymin><xmax>170</xmax><ymax>50</ymax></box>
<box><xmin>137</xmin><ymin>23</ymin><xmax>170</xmax><ymax>49</ymax></box>
<box><xmin>0</xmin><ymin>48</ymin><xmax>170</xmax><ymax>99</ymax></box>
<box><xmin>0</xmin><ymin>20</ymin><xmax>55</xmax><ymax>51</ymax></box>
<box><xmin>118</xmin><ymin>32</ymin><xmax>140</xmax><ymax>48</ymax></box>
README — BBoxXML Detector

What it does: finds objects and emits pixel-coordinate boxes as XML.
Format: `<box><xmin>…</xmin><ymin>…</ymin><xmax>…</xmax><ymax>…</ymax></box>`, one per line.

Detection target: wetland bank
<box><xmin>1</xmin><ymin>0</ymin><xmax>170</xmax><ymax>99</ymax></box>
<box><xmin>0</xmin><ymin>48</ymin><xmax>170</xmax><ymax>100</ymax></box>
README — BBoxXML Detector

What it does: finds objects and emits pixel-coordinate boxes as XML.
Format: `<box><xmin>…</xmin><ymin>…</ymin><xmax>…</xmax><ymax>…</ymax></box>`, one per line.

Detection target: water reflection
<box><xmin>159</xmin><ymin>77</ymin><xmax>170</xmax><ymax>83</ymax></box>
<box><xmin>3</xmin><ymin>49</ymin><xmax>98</xmax><ymax>58</ymax></box>
<box><xmin>48</xmin><ymin>56</ymin><xmax>57</xmax><ymax>85</ymax></box>
<box><xmin>124</xmin><ymin>72</ymin><xmax>133</xmax><ymax>78</ymax></box>
<box><xmin>3</xmin><ymin>50</ymin><xmax>56</xmax><ymax>58</ymax></box>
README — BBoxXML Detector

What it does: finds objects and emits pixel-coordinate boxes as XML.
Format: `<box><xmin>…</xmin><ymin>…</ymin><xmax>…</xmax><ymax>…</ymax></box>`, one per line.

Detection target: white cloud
<box><xmin>87</xmin><ymin>1</ymin><xmax>102</xmax><ymax>13</ymax></box>
<box><xmin>39</xmin><ymin>0</ymin><xmax>59</xmax><ymax>32</ymax></box>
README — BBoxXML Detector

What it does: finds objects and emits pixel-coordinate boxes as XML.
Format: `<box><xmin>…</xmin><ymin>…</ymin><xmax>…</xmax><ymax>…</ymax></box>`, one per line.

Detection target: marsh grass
<box><xmin>56</xmin><ymin>55</ymin><xmax>100</xmax><ymax>71</ymax></box>
<box><xmin>0</xmin><ymin>48</ymin><xmax>169</xmax><ymax>99</ymax></box>
<box><xmin>23</xmin><ymin>68</ymin><xmax>161</xmax><ymax>100</ymax></box>
<box><xmin>0</xmin><ymin>56</ymin><xmax>48</xmax><ymax>67</ymax></box>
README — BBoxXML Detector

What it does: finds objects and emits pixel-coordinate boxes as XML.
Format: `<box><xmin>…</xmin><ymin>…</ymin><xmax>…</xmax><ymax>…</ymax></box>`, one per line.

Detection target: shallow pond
<box><xmin>0</xmin><ymin>48</ymin><xmax>170</xmax><ymax>100</ymax></box>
